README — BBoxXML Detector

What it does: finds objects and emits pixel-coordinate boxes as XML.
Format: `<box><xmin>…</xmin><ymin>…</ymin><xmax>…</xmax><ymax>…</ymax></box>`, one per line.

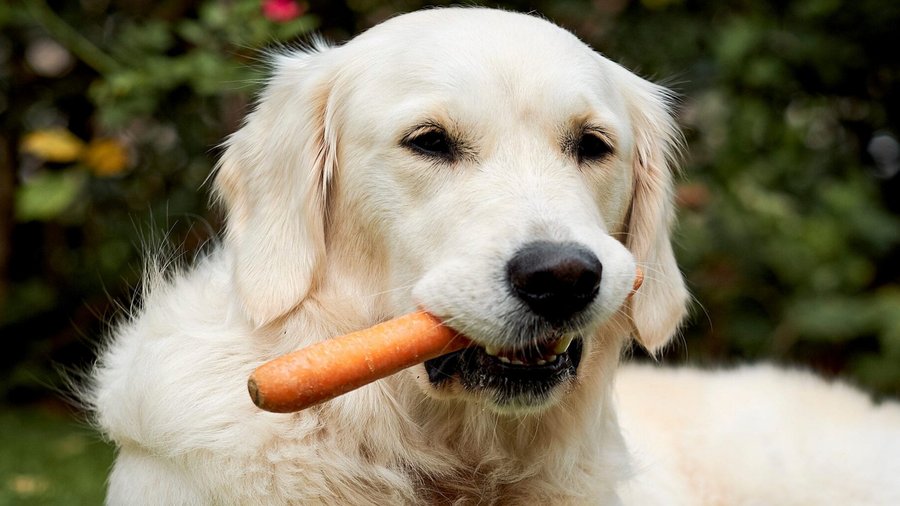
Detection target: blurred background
<box><xmin>1</xmin><ymin>0</ymin><xmax>899</xmax><ymax>502</ymax></box>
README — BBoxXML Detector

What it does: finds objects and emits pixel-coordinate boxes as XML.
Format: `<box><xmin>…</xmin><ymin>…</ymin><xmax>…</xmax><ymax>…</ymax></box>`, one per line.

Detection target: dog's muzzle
<box><xmin>425</xmin><ymin>241</ymin><xmax>602</xmax><ymax>409</ymax></box>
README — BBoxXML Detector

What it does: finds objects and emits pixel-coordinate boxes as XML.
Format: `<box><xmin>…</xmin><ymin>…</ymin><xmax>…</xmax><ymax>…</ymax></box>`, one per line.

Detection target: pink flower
<box><xmin>262</xmin><ymin>0</ymin><xmax>305</xmax><ymax>22</ymax></box>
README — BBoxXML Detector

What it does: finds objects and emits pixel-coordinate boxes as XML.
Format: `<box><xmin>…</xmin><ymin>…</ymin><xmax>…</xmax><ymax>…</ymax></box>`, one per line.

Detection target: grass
<box><xmin>0</xmin><ymin>406</ymin><xmax>113</xmax><ymax>505</ymax></box>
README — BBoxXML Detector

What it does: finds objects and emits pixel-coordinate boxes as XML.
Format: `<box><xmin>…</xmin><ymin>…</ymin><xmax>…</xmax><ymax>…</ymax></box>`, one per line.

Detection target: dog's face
<box><xmin>216</xmin><ymin>9</ymin><xmax>688</xmax><ymax>413</ymax></box>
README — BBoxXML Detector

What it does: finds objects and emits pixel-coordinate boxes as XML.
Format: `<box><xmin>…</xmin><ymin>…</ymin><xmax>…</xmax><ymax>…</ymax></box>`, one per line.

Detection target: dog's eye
<box><xmin>405</xmin><ymin>129</ymin><xmax>454</xmax><ymax>160</ymax></box>
<box><xmin>576</xmin><ymin>132</ymin><xmax>613</xmax><ymax>163</ymax></box>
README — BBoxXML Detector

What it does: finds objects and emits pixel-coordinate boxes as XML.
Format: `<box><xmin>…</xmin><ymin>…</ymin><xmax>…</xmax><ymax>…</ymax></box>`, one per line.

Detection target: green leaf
<box><xmin>15</xmin><ymin>170</ymin><xmax>87</xmax><ymax>222</ymax></box>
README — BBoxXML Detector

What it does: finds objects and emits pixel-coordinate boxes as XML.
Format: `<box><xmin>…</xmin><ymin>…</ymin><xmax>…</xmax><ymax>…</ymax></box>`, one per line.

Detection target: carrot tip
<box><xmin>248</xmin><ymin>376</ymin><xmax>263</xmax><ymax>408</ymax></box>
<box><xmin>631</xmin><ymin>267</ymin><xmax>644</xmax><ymax>295</ymax></box>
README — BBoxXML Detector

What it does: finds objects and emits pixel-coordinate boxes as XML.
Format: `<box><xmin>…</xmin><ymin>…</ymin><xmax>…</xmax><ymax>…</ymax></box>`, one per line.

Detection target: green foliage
<box><xmin>0</xmin><ymin>0</ymin><xmax>317</xmax><ymax>401</ymax></box>
<box><xmin>89</xmin><ymin>1</ymin><xmax>315</xmax><ymax>127</ymax></box>
<box><xmin>15</xmin><ymin>170</ymin><xmax>87</xmax><ymax>222</ymax></box>
<box><xmin>591</xmin><ymin>0</ymin><xmax>900</xmax><ymax>393</ymax></box>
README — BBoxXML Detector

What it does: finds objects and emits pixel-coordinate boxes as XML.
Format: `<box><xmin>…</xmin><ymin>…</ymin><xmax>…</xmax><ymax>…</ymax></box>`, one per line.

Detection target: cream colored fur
<box><xmin>89</xmin><ymin>8</ymin><xmax>900</xmax><ymax>505</ymax></box>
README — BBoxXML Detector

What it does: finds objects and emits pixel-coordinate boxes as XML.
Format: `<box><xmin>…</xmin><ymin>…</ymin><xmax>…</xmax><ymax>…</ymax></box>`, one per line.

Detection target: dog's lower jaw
<box><xmin>424</xmin><ymin>337</ymin><xmax>585</xmax><ymax>414</ymax></box>
<box><xmin>394</xmin><ymin>331</ymin><xmax>633</xmax><ymax>503</ymax></box>
<box><xmin>402</xmin><ymin>374</ymin><xmax>630</xmax><ymax>504</ymax></box>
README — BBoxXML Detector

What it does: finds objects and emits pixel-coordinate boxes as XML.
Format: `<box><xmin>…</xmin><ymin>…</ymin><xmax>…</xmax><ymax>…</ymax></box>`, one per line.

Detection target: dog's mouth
<box><xmin>424</xmin><ymin>333</ymin><xmax>583</xmax><ymax>410</ymax></box>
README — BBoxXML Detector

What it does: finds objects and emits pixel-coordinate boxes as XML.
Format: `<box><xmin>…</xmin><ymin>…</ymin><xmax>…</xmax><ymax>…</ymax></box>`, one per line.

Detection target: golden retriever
<box><xmin>89</xmin><ymin>8</ymin><xmax>900</xmax><ymax>505</ymax></box>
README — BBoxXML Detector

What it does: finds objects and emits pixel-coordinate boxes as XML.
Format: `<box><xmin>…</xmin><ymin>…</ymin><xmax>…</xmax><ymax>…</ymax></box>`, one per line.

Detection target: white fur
<box><xmin>89</xmin><ymin>8</ymin><xmax>900</xmax><ymax>505</ymax></box>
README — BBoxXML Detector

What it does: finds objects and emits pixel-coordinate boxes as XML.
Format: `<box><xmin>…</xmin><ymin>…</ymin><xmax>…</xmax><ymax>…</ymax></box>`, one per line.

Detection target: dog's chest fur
<box><xmin>290</xmin><ymin>380</ymin><xmax>628</xmax><ymax>505</ymax></box>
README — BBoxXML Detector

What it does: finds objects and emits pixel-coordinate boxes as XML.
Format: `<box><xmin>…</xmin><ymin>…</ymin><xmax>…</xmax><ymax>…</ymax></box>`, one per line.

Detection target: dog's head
<box><xmin>215</xmin><ymin>8</ymin><xmax>688</xmax><ymax>413</ymax></box>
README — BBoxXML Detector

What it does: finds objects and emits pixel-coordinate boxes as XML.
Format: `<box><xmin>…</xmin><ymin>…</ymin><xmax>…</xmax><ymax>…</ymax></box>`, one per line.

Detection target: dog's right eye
<box><xmin>404</xmin><ymin>129</ymin><xmax>455</xmax><ymax>160</ymax></box>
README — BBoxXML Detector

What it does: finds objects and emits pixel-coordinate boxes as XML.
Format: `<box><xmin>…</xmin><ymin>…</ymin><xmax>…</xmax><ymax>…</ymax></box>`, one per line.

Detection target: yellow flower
<box><xmin>20</xmin><ymin>129</ymin><xmax>85</xmax><ymax>162</ymax></box>
<box><xmin>22</xmin><ymin>129</ymin><xmax>130</xmax><ymax>177</ymax></box>
<box><xmin>82</xmin><ymin>138</ymin><xmax>129</xmax><ymax>176</ymax></box>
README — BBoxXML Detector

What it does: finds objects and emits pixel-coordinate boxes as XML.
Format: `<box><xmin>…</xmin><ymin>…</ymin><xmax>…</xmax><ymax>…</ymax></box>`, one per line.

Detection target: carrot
<box><xmin>248</xmin><ymin>311</ymin><xmax>468</xmax><ymax>413</ymax></box>
<box><xmin>248</xmin><ymin>267</ymin><xmax>644</xmax><ymax>413</ymax></box>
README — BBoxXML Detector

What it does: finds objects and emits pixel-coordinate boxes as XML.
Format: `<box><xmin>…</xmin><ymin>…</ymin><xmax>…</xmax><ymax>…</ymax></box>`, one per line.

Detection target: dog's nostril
<box><xmin>506</xmin><ymin>241</ymin><xmax>603</xmax><ymax>322</ymax></box>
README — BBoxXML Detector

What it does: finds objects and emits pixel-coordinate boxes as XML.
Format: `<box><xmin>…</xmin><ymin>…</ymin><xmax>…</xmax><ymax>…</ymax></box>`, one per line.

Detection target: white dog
<box><xmin>89</xmin><ymin>8</ymin><xmax>900</xmax><ymax>505</ymax></box>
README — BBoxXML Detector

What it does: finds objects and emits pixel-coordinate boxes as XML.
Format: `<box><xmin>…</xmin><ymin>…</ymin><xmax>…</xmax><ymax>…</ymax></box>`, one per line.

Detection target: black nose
<box><xmin>506</xmin><ymin>241</ymin><xmax>603</xmax><ymax>322</ymax></box>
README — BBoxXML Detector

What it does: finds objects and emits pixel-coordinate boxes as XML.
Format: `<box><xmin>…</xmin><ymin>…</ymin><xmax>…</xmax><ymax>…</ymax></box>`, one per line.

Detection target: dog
<box><xmin>88</xmin><ymin>8</ymin><xmax>900</xmax><ymax>505</ymax></box>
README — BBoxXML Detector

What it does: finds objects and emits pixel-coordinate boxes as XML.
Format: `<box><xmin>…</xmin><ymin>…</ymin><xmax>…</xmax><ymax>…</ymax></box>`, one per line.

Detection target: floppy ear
<box><xmin>617</xmin><ymin>69</ymin><xmax>690</xmax><ymax>353</ymax></box>
<box><xmin>214</xmin><ymin>45</ymin><xmax>338</xmax><ymax>327</ymax></box>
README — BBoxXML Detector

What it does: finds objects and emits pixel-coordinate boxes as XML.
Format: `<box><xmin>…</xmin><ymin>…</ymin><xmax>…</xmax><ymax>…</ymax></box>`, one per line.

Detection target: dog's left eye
<box><xmin>404</xmin><ymin>129</ymin><xmax>454</xmax><ymax>160</ymax></box>
<box><xmin>576</xmin><ymin>132</ymin><xmax>613</xmax><ymax>163</ymax></box>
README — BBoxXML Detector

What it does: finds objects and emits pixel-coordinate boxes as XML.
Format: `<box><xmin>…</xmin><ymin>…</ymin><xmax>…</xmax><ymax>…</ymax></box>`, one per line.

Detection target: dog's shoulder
<box><xmin>89</xmin><ymin>251</ymin><xmax>269</xmax><ymax>454</ymax></box>
<box><xmin>89</xmin><ymin>248</ymin><xmax>433</xmax><ymax>501</ymax></box>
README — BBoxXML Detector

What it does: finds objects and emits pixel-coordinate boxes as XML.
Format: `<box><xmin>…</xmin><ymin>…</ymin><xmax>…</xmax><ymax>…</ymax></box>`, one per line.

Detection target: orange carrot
<box><xmin>248</xmin><ymin>311</ymin><xmax>468</xmax><ymax>413</ymax></box>
<box><xmin>248</xmin><ymin>267</ymin><xmax>644</xmax><ymax>413</ymax></box>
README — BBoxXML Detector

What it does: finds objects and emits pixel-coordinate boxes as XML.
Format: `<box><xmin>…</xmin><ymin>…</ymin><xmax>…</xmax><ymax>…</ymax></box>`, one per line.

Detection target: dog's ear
<box><xmin>616</xmin><ymin>68</ymin><xmax>690</xmax><ymax>353</ymax></box>
<box><xmin>214</xmin><ymin>45</ymin><xmax>338</xmax><ymax>327</ymax></box>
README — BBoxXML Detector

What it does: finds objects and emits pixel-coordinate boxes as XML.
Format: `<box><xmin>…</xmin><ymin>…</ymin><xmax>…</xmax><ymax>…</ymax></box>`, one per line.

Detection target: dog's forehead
<box><xmin>338</xmin><ymin>9</ymin><xmax>629</xmax><ymax>130</ymax></box>
<box><xmin>353</xmin><ymin>9</ymin><xmax>600</xmax><ymax>85</ymax></box>
<box><xmin>358</xmin><ymin>9</ymin><xmax>584</xmax><ymax>55</ymax></box>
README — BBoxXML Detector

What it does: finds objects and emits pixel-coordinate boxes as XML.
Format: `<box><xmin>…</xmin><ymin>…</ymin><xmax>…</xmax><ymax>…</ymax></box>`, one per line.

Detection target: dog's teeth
<box><xmin>536</xmin><ymin>359</ymin><xmax>547</xmax><ymax>365</ymax></box>
<box><xmin>510</xmin><ymin>359</ymin><xmax>524</xmax><ymax>365</ymax></box>
<box><xmin>485</xmin><ymin>345</ymin><xmax>499</xmax><ymax>356</ymax></box>
<box><xmin>498</xmin><ymin>356</ymin><xmax>511</xmax><ymax>363</ymax></box>
<box><xmin>547</xmin><ymin>354</ymin><xmax>558</xmax><ymax>362</ymax></box>
<box><xmin>553</xmin><ymin>334</ymin><xmax>575</xmax><ymax>354</ymax></box>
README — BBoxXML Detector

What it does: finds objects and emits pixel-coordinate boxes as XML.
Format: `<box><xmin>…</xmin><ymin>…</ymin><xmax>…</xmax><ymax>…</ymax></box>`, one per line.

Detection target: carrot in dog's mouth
<box><xmin>248</xmin><ymin>267</ymin><xmax>642</xmax><ymax>413</ymax></box>
<box><xmin>248</xmin><ymin>311</ymin><xmax>470</xmax><ymax>413</ymax></box>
